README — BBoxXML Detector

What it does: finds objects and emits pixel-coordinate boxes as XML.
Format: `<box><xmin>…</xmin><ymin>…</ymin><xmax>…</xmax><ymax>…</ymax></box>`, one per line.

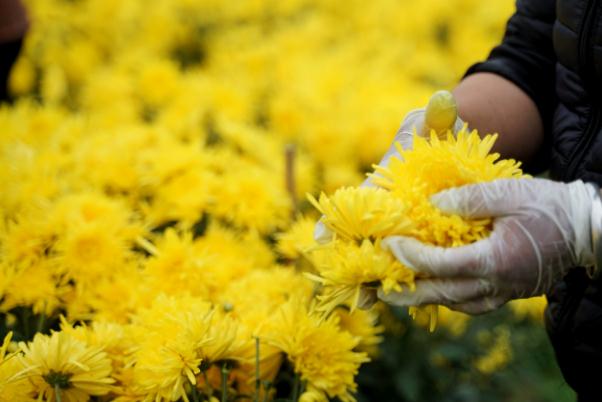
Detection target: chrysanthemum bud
<box><xmin>424</xmin><ymin>90</ymin><xmax>458</xmax><ymax>137</ymax></box>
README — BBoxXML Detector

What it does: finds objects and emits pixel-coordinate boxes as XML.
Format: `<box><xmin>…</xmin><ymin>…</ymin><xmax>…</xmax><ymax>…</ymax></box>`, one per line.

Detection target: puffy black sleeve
<box><xmin>464</xmin><ymin>0</ymin><xmax>557</xmax><ymax>171</ymax></box>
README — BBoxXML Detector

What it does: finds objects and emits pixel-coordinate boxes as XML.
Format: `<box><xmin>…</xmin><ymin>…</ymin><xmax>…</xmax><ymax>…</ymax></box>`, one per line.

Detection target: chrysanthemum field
<box><xmin>0</xmin><ymin>0</ymin><xmax>574</xmax><ymax>401</ymax></box>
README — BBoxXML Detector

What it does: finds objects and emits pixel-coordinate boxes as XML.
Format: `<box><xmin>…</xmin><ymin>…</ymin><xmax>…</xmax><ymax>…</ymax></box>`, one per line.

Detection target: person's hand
<box><xmin>378</xmin><ymin>178</ymin><xmax>600</xmax><ymax>314</ymax></box>
<box><xmin>313</xmin><ymin>106</ymin><xmax>465</xmax><ymax>245</ymax></box>
<box><xmin>312</xmin><ymin>91</ymin><xmax>464</xmax><ymax>310</ymax></box>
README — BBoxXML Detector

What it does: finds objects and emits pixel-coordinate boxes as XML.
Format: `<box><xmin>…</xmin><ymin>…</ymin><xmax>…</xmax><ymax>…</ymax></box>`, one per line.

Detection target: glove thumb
<box><xmin>430</xmin><ymin>180</ymin><xmax>517</xmax><ymax>218</ymax></box>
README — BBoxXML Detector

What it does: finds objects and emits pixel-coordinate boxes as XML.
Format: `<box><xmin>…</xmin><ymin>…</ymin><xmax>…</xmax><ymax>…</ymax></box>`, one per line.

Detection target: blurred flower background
<box><xmin>0</xmin><ymin>0</ymin><xmax>573</xmax><ymax>401</ymax></box>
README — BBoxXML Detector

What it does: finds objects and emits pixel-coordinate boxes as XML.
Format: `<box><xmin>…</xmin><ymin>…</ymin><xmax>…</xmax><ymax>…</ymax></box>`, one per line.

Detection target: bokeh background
<box><xmin>1</xmin><ymin>0</ymin><xmax>574</xmax><ymax>401</ymax></box>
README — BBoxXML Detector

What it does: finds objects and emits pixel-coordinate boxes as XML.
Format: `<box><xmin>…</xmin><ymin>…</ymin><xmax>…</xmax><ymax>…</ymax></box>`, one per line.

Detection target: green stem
<box><xmin>291</xmin><ymin>373</ymin><xmax>300</xmax><ymax>402</ymax></box>
<box><xmin>254</xmin><ymin>337</ymin><xmax>260</xmax><ymax>402</ymax></box>
<box><xmin>202</xmin><ymin>369</ymin><xmax>212</xmax><ymax>397</ymax></box>
<box><xmin>36</xmin><ymin>312</ymin><xmax>46</xmax><ymax>334</ymax></box>
<box><xmin>261</xmin><ymin>381</ymin><xmax>271</xmax><ymax>402</ymax></box>
<box><xmin>55</xmin><ymin>383</ymin><xmax>62</xmax><ymax>402</ymax></box>
<box><xmin>191</xmin><ymin>383</ymin><xmax>200</xmax><ymax>402</ymax></box>
<box><xmin>221</xmin><ymin>362</ymin><xmax>229</xmax><ymax>402</ymax></box>
<box><xmin>285</xmin><ymin>144</ymin><xmax>298</xmax><ymax>217</ymax></box>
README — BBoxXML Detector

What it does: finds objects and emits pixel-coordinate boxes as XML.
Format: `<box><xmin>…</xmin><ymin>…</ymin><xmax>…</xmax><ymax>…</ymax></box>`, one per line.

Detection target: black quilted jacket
<box><xmin>465</xmin><ymin>0</ymin><xmax>602</xmax><ymax>400</ymax></box>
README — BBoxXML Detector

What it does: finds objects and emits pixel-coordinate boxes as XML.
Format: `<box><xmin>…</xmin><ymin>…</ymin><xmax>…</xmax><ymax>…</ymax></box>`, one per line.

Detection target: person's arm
<box><xmin>453</xmin><ymin>72</ymin><xmax>544</xmax><ymax>163</ymax></box>
<box><xmin>454</xmin><ymin>0</ymin><xmax>557</xmax><ymax>171</ymax></box>
<box><xmin>0</xmin><ymin>0</ymin><xmax>28</xmax><ymax>102</ymax></box>
<box><xmin>0</xmin><ymin>0</ymin><xmax>28</xmax><ymax>44</ymax></box>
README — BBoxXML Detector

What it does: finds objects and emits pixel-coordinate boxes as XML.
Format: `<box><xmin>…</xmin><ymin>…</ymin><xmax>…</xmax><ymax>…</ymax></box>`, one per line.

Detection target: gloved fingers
<box><xmin>399</xmin><ymin>108</ymin><xmax>425</xmax><ymax>138</ymax></box>
<box><xmin>430</xmin><ymin>179</ymin><xmax>531</xmax><ymax>218</ymax></box>
<box><xmin>445</xmin><ymin>296</ymin><xmax>507</xmax><ymax>315</ymax></box>
<box><xmin>313</xmin><ymin>219</ymin><xmax>333</xmax><ymax>245</ymax></box>
<box><xmin>452</xmin><ymin>117</ymin><xmax>465</xmax><ymax>135</ymax></box>
<box><xmin>359</xmin><ymin>175</ymin><xmax>378</xmax><ymax>188</ymax></box>
<box><xmin>359</xmin><ymin>167</ymin><xmax>384</xmax><ymax>188</ymax></box>
<box><xmin>387</xmin><ymin>108</ymin><xmax>424</xmax><ymax>154</ymax></box>
<box><xmin>376</xmin><ymin>278</ymin><xmax>493</xmax><ymax>307</ymax></box>
<box><xmin>392</xmin><ymin>130</ymin><xmax>415</xmax><ymax>153</ymax></box>
<box><xmin>381</xmin><ymin>235</ymin><xmax>493</xmax><ymax>278</ymax></box>
<box><xmin>357</xmin><ymin>287</ymin><xmax>378</xmax><ymax>310</ymax></box>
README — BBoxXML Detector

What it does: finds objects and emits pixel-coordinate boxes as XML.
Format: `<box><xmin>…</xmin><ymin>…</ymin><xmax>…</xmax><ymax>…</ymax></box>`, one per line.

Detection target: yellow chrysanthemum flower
<box><xmin>1</xmin><ymin>261</ymin><xmax>66</xmax><ymax>316</ymax></box>
<box><xmin>508</xmin><ymin>296</ymin><xmax>547</xmax><ymax>322</ymax></box>
<box><xmin>63</xmin><ymin>262</ymin><xmax>146</xmax><ymax>324</ymax></box>
<box><xmin>269</xmin><ymin>300</ymin><xmax>369</xmax><ymax>402</ymax></box>
<box><xmin>19</xmin><ymin>331</ymin><xmax>114</xmax><ymax>402</ymax></box>
<box><xmin>0</xmin><ymin>333</ymin><xmax>35</xmax><ymax>402</ymax></box>
<box><xmin>220</xmin><ymin>268</ymin><xmax>314</xmax><ymax>321</ymax></box>
<box><xmin>309</xmin><ymin>239</ymin><xmax>414</xmax><ymax>312</ymax></box>
<box><xmin>210</xmin><ymin>165</ymin><xmax>291</xmax><ymax>234</ymax></box>
<box><xmin>474</xmin><ymin>326</ymin><xmax>513</xmax><ymax>374</ymax></box>
<box><xmin>142</xmin><ymin>229</ymin><xmax>213</xmax><ymax>299</ymax></box>
<box><xmin>134</xmin><ymin>336</ymin><xmax>201</xmax><ymax>402</ymax></box>
<box><xmin>130</xmin><ymin>295</ymin><xmax>213</xmax><ymax>401</ymax></box>
<box><xmin>195</xmin><ymin>224</ymin><xmax>275</xmax><ymax>277</ymax></box>
<box><xmin>438</xmin><ymin>307</ymin><xmax>471</xmax><ymax>336</ymax></box>
<box><xmin>59</xmin><ymin>318</ymin><xmax>134</xmax><ymax>372</ymax></box>
<box><xmin>334</xmin><ymin>308</ymin><xmax>384</xmax><ymax>356</ymax></box>
<box><xmin>275</xmin><ymin>215</ymin><xmax>318</xmax><ymax>260</ymax></box>
<box><xmin>0</xmin><ymin>215</ymin><xmax>57</xmax><ymax>270</ymax></box>
<box><xmin>308</xmin><ymin>187</ymin><xmax>413</xmax><ymax>242</ymax></box>
<box><xmin>55</xmin><ymin>222</ymin><xmax>130</xmax><ymax>285</ymax></box>
<box><xmin>372</xmin><ymin>128</ymin><xmax>524</xmax><ymax>246</ymax></box>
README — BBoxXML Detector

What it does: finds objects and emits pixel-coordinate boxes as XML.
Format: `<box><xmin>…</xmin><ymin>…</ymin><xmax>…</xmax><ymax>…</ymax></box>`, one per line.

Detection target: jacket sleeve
<box><xmin>464</xmin><ymin>0</ymin><xmax>557</xmax><ymax>172</ymax></box>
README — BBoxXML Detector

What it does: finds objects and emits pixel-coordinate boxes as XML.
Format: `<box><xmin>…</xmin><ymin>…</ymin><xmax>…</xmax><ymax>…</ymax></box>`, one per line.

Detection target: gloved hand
<box><xmin>378</xmin><ymin>178</ymin><xmax>600</xmax><ymax>314</ymax></box>
<box><xmin>313</xmin><ymin>101</ymin><xmax>464</xmax><ymax>311</ymax></box>
<box><xmin>313</xmin><ymin>107</ymin><xmax>465</xmax><ymax>245</ymax></box>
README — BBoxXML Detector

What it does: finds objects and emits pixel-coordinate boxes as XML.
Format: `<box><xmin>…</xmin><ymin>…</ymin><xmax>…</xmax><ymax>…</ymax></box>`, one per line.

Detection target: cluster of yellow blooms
<box><xmin>0</xmin><ymin>0</ymin><xmax>544</xmax><ymax>400</ymax></box>
<box><xmin>309</xmin><ymin>128</ymin><xmax>525</xmax><ymax>330</ymax></box>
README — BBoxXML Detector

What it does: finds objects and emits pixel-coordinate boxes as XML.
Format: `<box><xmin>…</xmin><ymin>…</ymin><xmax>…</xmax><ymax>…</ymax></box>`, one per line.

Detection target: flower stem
<box><xmin>291</xmin><ymin>372</ymin><xmax>300</xmax><ymax>402</ymax></box>
<box><xmin>201</xmin><ymin>369</ymin><xmax>213</xmax><ymax>398</ymax></box>
<box><xmin>55</xmin><ymin>383</ymin><xmax>62</xmax><ymax>402</ymax></box>
<box><xmin>191</xmin><ymin>384</ymin><xmax>200</xmax><ymax>402</ymax></box>
<box><xmin>254</xmin><ymin>337</ymin><xmax>260</xmax><ymax>402</ymax></box>
<box><xmin>285</xmin><ymin>144</ymin><xmax>297</xmax><ymax>217</ymax></box>
<box><xmin>221</xmin><ymin>362</ymin><xmax>229</xmax><ymax>402</ymax></box>
<box><xmin>261</xmin><ymin>380</ymin><xmax>271</xmax><ymax>402</ymax></box>
<box><xmin>36</xmin><ymin>312</ymin><xmax>46</xmax><ymax>334</ymax></box>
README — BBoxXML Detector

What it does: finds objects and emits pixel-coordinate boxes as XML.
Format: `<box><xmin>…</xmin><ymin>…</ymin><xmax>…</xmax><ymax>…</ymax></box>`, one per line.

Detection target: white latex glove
<box><xmin>313</xmin><ymin>108</ymin><xmax>464</xmax><ymax>244</ymax></box>
<box><xmin>378</xmin><ymin>178</ymin><xmax>600</xmax><ymax>314</ymax></box>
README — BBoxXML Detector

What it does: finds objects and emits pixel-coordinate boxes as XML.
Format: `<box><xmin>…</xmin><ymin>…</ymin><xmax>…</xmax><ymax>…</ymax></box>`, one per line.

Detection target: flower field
<box><xmin>0</xmin><ymin>0</ymin><xmax>574</xmax><ymax>401</ymax></box>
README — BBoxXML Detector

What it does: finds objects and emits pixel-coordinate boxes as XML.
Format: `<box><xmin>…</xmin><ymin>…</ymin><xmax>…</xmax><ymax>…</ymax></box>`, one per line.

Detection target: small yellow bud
<box><xmin>424</xmin><ymin>90</ymin><xmax>458</xmax><ymax>137</ymax></box>
<box><xmin>223</xmin><ymin>302</ymin><xmax>234</xmax><ymax>312</ymax></box>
